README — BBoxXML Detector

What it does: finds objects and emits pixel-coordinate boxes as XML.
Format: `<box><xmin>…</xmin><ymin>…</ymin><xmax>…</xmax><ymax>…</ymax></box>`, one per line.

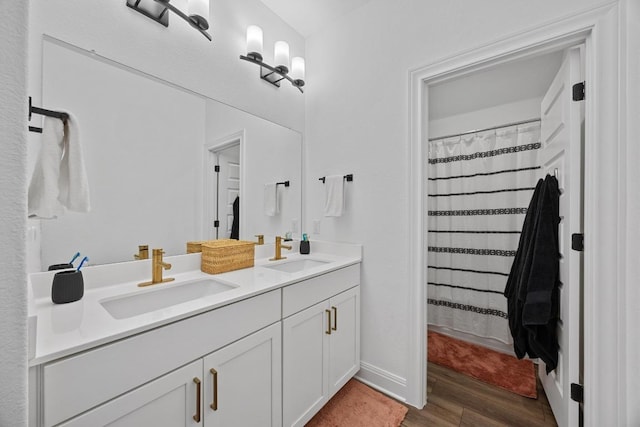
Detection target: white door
<box><xmin>282</xmin><ymin>300</ymin><xmax>330</xmax><ymax>427</ymax></box>
<box><xmin>203</xmin><ymin>323</ymin><xmax>282</xmax><ymax>427</ymax></box>
<box><xmin>60</xmin><ymin>360</ymin><xmax>202</xmax><ymax>427</ymax></box>
<box><xmin>328</xmin><ymin>287</ymin><xmax>360</xmax><ymax>397</ymax></box>
<box><xmin>539</xmin><ymin>46</ymin><xmax>583</xmax><ymax>427</ymax></box>
<box><xmin>215</xmin><ymin>144</ymin><xmax>240</xmax><ymax>239</ymax></box>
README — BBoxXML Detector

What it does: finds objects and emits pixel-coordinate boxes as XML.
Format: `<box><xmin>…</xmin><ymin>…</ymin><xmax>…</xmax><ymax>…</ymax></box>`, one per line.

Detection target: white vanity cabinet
<box><xmin>58</xmin><ymin>359</ymin><xmax>203</xmax><ymax>427</ymax></box>
<box><xmin>202</xmin><ymin>322</ymin><xmax>281</xmax><ymax>427</ymax></box>
<box><xmin>281</xmin><ymin>265</ymin><xmax>361</xmax><ymax>427</ymax></box>
<box><xmin>35</xmin><ymin>290</ymin><xmax>281</xmax><ymax>427</ymax></box>
<box><xmin>58</xmin><ymin>322</ymin><xmax>282</xmax><ymax>427</ymax></box>
<box><xmin>30</xmin><ymin>253</ymin><xmax>362</xmax><ymax>427</ymax></box>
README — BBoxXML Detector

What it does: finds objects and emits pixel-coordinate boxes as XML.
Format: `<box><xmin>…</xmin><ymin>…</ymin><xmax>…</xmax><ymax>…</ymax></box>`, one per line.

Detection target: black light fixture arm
<box><xmin>239</xmin><ymin>55</ymin><xmax>304</xmax><ymax>93</ymax></box>
<box><xmin>126</xmin><ymin>0</ymin><xmax>212</xmax><ymax>41</ymax></box>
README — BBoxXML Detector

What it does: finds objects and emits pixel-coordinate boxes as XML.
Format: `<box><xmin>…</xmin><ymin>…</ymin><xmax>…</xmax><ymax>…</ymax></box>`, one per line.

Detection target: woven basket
<box><xmin>201</xmin><ymin>239</ymin><xmax>255</xmax><ymax>274</ymax></box>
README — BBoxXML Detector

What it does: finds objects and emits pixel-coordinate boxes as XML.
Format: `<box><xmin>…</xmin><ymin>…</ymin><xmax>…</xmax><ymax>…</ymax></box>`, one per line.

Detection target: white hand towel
<box><xmin>28</xmin><ymin>117</ymin><xmax>65</xmax><ymax>218</ymax></box>
<box><xmin>264</xmin><ymin>183</ymin><xmax>279</xmax><ymax>216</ymax></box>
<box><xmin>58</xmin><ymin>112</ymin><xmax>90</xmax><ymax>213</ymax></box>
<box><xmin>28</xmin><ymin>113</ymin><xmax>90</xmax><ymax>218</ymax></box>
<box><xmin>323</xmin><ymin>175</ymin><xmax>344</xmax><ymax>217</ymax></box>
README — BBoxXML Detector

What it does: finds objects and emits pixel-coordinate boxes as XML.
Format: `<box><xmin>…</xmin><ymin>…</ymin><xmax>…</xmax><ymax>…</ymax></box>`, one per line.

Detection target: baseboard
<box><xmin>355</xmin><ymin>361</ymin><xmax>407</xmax><ymax>402</ymax></box>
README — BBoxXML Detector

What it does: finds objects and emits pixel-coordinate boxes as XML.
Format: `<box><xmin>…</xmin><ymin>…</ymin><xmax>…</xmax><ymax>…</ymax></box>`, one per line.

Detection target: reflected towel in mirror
<box><xmin>264</xmin><ymin>183</ymin><xmax>278</xmax><ymax>216</ymax></box>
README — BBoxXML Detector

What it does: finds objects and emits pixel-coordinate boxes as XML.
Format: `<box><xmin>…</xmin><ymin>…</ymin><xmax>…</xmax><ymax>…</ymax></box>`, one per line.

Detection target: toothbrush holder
<box><xmin>300</xmin><ymin>240</ymin><xmax>310</xmax><ymax>255</ymax></box>
<box><xmin>51</xmin><ymin>270</ymin><xmax>84</xmax><ymax>304</ymax></box>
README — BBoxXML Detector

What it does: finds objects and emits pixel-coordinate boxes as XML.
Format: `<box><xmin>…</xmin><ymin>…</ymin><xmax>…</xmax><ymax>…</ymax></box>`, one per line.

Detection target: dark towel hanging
<box><xmin>504</xmin><ymin>174</ymin><xmax>560</xmax><ymax>373</ymax></box>
<box><xmin>230</xmin><ymin>196</ymin><xmax>239</xmax><ymax>240</ymax></box>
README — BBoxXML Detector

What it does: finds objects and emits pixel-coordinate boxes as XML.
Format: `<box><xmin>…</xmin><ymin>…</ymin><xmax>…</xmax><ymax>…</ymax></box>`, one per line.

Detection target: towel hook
<box><xmin>553</xmin><ymin>168</ymin><xmax>565</xmax><ymax>194</ymax></box>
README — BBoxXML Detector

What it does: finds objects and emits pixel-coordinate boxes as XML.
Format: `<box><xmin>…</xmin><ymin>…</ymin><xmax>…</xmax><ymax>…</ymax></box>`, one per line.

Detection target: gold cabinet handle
<box><xmin>325</xmin><ymin>309</ymin><xmax>332</xmax><ymax>335</ymax></box>
<box><xmin>210</xmin><ymin>368</ymin><xmax>218</xmax><ymax>411</ymax></box>
<box><xmin>193</xmin><ymin>377</ymin><xmax>202</xmax><ymax>423</ymax></box>
<box><xmin>331</xmin><ymin>306</ymin><xmax>338</xmax><ymax>331</ymax></box>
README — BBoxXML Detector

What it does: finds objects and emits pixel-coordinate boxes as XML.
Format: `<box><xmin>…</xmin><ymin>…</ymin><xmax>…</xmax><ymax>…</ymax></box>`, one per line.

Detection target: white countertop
<box><xmin>28</xmin><ymin>241</ymin><xmax>362</xmax><ymax>366</ymax></box>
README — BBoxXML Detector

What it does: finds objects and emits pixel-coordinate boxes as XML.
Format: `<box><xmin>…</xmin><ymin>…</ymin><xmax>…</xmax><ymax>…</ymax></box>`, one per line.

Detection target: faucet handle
<box><xmin>134</xmin><ymin>245</ymin><xmax>149</xmax><ymax>260</ymax></box>
<box><xmin>279</xmin><ymin>236</ymin><xmax>292</xmax><ymax>251</ymax></box>
<box><xmin>255</xmin><ymin>234</ymin><xmax>264</xmax><ymax>245</ymax></box>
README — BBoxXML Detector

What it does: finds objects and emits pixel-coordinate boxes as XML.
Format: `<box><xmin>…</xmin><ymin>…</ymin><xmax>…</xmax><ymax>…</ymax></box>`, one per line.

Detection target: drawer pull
<box><xmin>332</xmin><ymin>306</ymin><xmax>338</xmax><ymax>331</ymax></box>
<box><xmin>193</xmin><ymin>377</ymin><xmax>202</xmax><ymax>423</ymax></box>
<box><xmin>210</xmin><ymin>368</ymin><xmax>218</xmax><ymax>411</ymax></box>
<box><xmin>325</xmin><ymin>309</ymin><xmax>332</xmax><ymax>335</ymax></box>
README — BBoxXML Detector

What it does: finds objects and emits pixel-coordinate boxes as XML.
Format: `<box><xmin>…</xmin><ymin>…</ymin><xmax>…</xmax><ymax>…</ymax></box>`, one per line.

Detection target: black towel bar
<box><xmin>319</xmin><ymin>174</ymin><xmax>353</xmax><ymax>183</ymax></box>
<box><xmin>28</xmin><ymin>97</ymin><xmax>69</xmax><ymax>133</ymax></box>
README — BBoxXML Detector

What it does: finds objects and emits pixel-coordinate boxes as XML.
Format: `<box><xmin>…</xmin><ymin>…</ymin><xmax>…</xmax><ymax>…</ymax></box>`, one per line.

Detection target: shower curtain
<box><xmin>427</xmin><ymin>122</ymin><xmax>541</xmax><ymax>344</ymax></box>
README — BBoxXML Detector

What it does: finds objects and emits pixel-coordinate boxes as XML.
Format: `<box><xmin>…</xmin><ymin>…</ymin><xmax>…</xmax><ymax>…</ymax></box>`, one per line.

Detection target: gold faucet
<box><xmin>255</xmin><ymin>234</ymin><xmax>264</xmax><ymax>245</ymax></box>
<box><xmin>138</xmin><ymin>249</ymin><xmax>175</xmax><ymax>287</ymax></box>
<box><xmin>134</xmin><ymin>245</ymin><xmax>149</xmax><ymax>260</ymax></box>
<box><xmin>270</xmin><ymin>236</ymin><xmax>292</xmax><ymax>261</ymax></box>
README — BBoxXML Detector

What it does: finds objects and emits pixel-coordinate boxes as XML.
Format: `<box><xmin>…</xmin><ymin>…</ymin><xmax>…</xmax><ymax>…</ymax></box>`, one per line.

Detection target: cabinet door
<box><xmin>60</xmin><ymin>360</ymin><xmax>203</xmax><ymax>427</ymax></box>
<box><xmin>283</xmin><ymin>300</ymin><xmax>330</xmax><ymax>427</ymax></box>
<box><xmin>203</xmin><ymin>322</ymin><xmax>282</xmax><ymax>427</ymax></box>
<box><xmin>328</xmin><ymin>286</ymin><xmax>360</xmax><ymax>397</ymax></box>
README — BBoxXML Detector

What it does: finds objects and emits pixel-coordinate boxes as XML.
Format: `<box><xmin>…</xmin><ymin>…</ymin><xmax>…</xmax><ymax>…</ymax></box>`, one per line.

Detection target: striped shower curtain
<box><xmin>427</xmin><ymin>122</ymin><xmax>541</xmax><ymax>344</ymax></box>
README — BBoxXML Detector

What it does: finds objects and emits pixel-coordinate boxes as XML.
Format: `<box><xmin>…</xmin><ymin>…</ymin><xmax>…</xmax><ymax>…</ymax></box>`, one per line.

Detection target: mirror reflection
<box><xmin>35</xmin><ymin>39</ymin><xmax>302</xmax><ymax>269</ymax></box>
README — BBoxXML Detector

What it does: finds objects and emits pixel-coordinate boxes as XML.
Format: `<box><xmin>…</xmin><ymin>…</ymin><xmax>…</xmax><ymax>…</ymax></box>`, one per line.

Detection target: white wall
<box><xmin>28</xmin><ymin>0</ymin><xmax>305</xmax><ymax>132</ymax></box>
<box><xmin>0</xmin><ymin>2</ymin><xmax>29</xmax><ymax>425</ymax></box>
<box><xmin>305</xmin><ymin>0</ymin><xmax>613</xmax><ymax>400</ymax></box>
<box><xmin>429</xmin><ymin>97</ymin><xmax>542</xmax><ymax>139</ymax></box>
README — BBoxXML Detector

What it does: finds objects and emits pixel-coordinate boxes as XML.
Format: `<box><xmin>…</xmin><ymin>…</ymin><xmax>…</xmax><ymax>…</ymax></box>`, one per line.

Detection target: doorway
<box><xmin>405</xmin><ymin>7</ymin><xmax>628</xmax><ymax>423</ymax></box>
<box><xmin>424</xmin><ymin>45</ymin><xmax>584</xmax><ymax>426</ymax></box>
<box><xmin>204</xmin><ymin>132</ymin><xmax>244</xmax><ymax>241</ymax></box>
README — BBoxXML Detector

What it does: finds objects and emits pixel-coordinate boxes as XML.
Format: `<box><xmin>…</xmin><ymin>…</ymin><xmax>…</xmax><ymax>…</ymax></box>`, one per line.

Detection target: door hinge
<box><xmin>213</xmin><ymin>220</ymin><xmax>220</xmax><ymax>228</ymax></box>
<box><xmin>214</xmin><ymin>165</ymin><xmax>220</xmax><ymax>172</ymax></box>
<box><xmin>572</xmin><ymin>81</ymin><xmax>585</xmax><ymax>101</ymax></box>
<box><xmin>571</xmin><ymin>233</ymin><xmax>584</xmax><ymax>251</ymax></box>
<box><xmin>571</xmin><ymin>383</ymin><xmax>584</xmax><ymax>403</ymax></box>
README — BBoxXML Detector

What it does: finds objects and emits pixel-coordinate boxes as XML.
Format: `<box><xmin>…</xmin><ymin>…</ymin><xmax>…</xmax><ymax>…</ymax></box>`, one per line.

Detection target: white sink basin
<box><xmin>263</xmin><ymin>259</ymin><xmax>329</xmax><ymax>273</ymax></box>
<box><xmin>101</xmin><ymin>279</ymin><xmax>237</xmax><ymax>319</ymax></box>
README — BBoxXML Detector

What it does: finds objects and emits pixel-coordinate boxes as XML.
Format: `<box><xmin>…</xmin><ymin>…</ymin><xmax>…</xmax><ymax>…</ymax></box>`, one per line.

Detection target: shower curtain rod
<box><xmin>428</xmin><ymin>118</ymin><xmax>541</xmax><ymax>142</ymax></box>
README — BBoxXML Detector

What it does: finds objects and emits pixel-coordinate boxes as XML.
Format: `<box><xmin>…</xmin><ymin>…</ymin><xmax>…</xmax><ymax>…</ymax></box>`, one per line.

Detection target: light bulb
<box><xmin>246</xmin><ymin>25</ymin><xmax>263</xmax><ymax>61</ymax></box>
<box><xmin>274</xmin><ymin>41</ymin><xmax>290</xmax><ymax>74</ymax></box>
<box><xmin>290</xmin><ymin>57</ymin><xmax>305</xmax><ymax>85</ymax></box>
<box><xmin>188</xmin><ymin>0</ymin><xmax>209</xmax><ymax>30</ymax></box>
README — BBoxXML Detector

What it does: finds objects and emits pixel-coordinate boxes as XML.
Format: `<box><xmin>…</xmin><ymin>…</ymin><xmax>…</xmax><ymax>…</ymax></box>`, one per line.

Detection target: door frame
<box><xmin>203</xmin><ymin>130</ymin><xmax>246</xmax><ymax>240</ymax></box>
<box><xmin>407</xmin><ymin>3</ymin><xmax>626</xmax><ymax>425</ymax></box>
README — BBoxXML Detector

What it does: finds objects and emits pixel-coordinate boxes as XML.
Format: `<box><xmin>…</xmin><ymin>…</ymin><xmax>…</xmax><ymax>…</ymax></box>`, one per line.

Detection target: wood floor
<box><xmin>400</xmin><ymin>362</ymin><xmax>558</xmax><ymax>427</ymax></box>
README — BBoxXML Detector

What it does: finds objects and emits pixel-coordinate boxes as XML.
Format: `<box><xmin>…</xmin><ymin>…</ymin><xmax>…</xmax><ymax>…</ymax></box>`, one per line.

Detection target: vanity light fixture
<box><xmin>126</xmin><ymin>0</ymin><xmax>212</xmax><ymax>41</ymax></box>
<box><xmin>240</xmin><ymin>25</ymin><xmax>305</xmax><ymax>93</ymax></box>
